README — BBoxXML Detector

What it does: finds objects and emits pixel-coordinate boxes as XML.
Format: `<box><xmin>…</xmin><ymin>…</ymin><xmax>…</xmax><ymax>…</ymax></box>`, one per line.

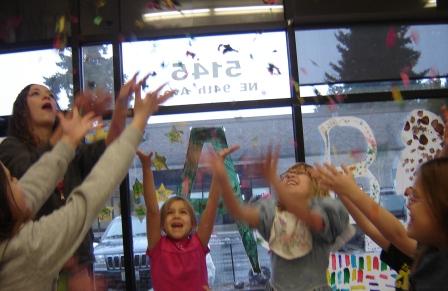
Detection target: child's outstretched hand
<box><xmin>208</xmin><ymin>145</ymin><xmax>240</xmax><ymax>176</ymax></box>
<box><xmin>131</xmin><ymin>82</ymin><xmax>176</xmax><ymax>131</ymax></box>
<box><xmin>57</xmin><ymin>107</ymin><xmax>99</xmax><ymax>149</ymax></box>
<box><xmin>314</xmin><ymin>164</ymin><xmax>358</xmax><ymax>197</ymax></box>
<box><xmin>136</xmin><ymin>150</ymin><xmax>153</xmax><ymax>168</ymax></box>
<box><xmin>74</xmin><ymin>88</ymin><xmax>112</xmax><ymax>116</ymax></box>
<box><xmin>260</xmin><ymin>145</ymin><xmax>280</xmax><ymax>185</ymax></box>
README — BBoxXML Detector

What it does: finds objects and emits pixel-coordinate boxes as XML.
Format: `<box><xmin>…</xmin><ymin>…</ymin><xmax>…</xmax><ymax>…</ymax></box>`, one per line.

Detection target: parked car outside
<box><xmin>379</xmin><ymin>188</ymin><xmax>407</xmax><ymax>221</ymax></box>
<box><xmin>93</xmin><ymin>216</ymin><xmax>216</xmax><ymax>290</ymax></box>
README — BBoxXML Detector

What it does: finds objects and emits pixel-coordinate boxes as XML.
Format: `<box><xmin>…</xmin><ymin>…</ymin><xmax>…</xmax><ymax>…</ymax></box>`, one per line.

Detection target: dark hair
<box><xmin>160</xmin><ymin>196</ymin><xmax>197</xmax><ymax>233</ymax></box>
<box><xmin>7</xmin><ymin>84</ymin><xmax>60</xmax><ymax>148</ymax></box>
<box><xmin>0</xmin><ymin>164</ymin><xmax>15</xmax><ymax>243</ymax></box>
<box><xmin>417</xmin><ymin>157</ymin><xmax>448</xmax><ymax>241</ymax></box>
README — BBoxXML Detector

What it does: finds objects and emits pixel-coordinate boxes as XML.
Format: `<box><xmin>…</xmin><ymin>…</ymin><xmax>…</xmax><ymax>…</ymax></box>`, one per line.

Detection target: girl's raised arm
<box><xmin>209</xmin><ymin>145</ymin><xmax>260</xmax><ymax>228</ymax></box>
<box><xmin>137</xmin><ymin>150</ymin><xmax>161</xmax><ymax>250</ymax></box>
<box><xmin>315</xmin><ymin>164</ymin><xmax>416</xmax><ymax>257</ymax></box>
<box><xmin>197</xmin><ymin>145</ymin><xmax>239</xmax><ymax>247</ymax></box>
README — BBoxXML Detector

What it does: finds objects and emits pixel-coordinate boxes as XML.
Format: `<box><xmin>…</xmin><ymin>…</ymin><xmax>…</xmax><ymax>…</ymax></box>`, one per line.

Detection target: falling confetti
<box><xmin>267</xmin><ymin>63</ymin><xmax>281</xmax><ymax>75</ymax></box>
<box><xmin>186</xmin><ymin>50</ymin><xmax>196</xmax><ymax>59</ymax></box>
<box><xmin>263</xmin><ymin>0</ymin><xmax>279</xmax><ymax>4</ymax></box>
<box><xmin>153</xmin><ymin>152</ymin><xmax>169</xmax><ymax>170</ymax></box>
<box><xmin>96</xmin><ymin>0</ymin><xmax>107</xmax><ymax>8</ymax></box>
<box><xmin>156</xmin><ymin>183</ymin><xmax>173</xmax><ymax>202</ymax></box>
<box><xmin>94</xmin><ymin>15</ymin><xmax>103</xmax><ymax>26</ymax></box>
<box><xmin>386</xmin><ymin>26</ymin><xmax>397</xmax><ymax>48</ymax></box>
<box><xmin>310</xmin><ymin>59</ymin><xmax>320</xmax><ymax>67</ymax></box>
<box><xmin>165</xmin><ymin>125</ymin><xmax>184</xmax><ymax>143</ymax></box>
<box><xmin>218</xmin><ymin>44</ymin><xmax>238</xmax><ymax>54</ymax></box>
<box><xmin>135</xmin><ymin>19</ymin><xmax>145</xmax><ymax>29</ymax></box>
<box><xmin>400</xmin><ymin>71</ymin><xmax>410</xmax><ymax>87</ymax></box>
<box><xmin>327</xmin><ymin>96</ymin><xmax>337</xmax><ymax>111</ymax></box>
<box><xmin>391</xmin><ymin>87</ymin><xmax>404</xmax><ymax>104</ymax></box>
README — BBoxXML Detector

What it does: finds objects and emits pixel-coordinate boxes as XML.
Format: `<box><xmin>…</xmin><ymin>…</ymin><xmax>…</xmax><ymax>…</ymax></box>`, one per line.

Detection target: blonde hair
<box><xmin>280</xmin><ymin>162</ymin><xmax>329</xmax><ymax>198</ymax></box>
<box><xmin>160</xmin><ymin>196</ymin><xmax>197</xmax><ymax>233</ymax></box>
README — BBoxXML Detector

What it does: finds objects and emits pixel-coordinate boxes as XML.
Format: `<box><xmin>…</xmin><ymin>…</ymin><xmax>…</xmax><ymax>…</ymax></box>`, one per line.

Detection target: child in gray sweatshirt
<box><xmin>0</xmin><ymin>83</ymin><xmax>174</xmax><ymax>291</ymax></box>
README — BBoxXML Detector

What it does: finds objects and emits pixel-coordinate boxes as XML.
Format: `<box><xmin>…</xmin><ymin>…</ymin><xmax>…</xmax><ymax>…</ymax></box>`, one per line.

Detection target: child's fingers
<box><xmin>157</xmin><ymin>89</ymin><xmax>176</xmax><ymax>104</ymax></box>
<box><xmin>152</xmin><ymin>82</ymin><xmax>168</xmax><ymax>96</ymax></box>
<box><xmin>323</xmin><ymin>163</ymin><xmax>339</xmax><ymax>176</ymax></box>
<box><xmin>341</xmin><ymin>164</ymin><xmax>353</xmax><ymax>176</ymax></box>
<box><xmin>219</xmin><ymin>144</ymin><xmax>240</xmax><ymax>158</ymax></box>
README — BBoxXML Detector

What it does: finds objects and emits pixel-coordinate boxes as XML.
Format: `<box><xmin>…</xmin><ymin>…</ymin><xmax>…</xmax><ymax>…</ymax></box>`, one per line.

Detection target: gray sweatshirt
<box><xmin>0</xmin><ymin>126</ymin><xmax>142</xmax><ymax>291</ymax></box>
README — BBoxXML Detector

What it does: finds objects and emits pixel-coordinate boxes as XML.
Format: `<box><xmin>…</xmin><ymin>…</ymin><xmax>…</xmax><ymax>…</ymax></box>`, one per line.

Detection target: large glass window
<box><xmin>127</xmin><ymin>107</ymin><xmax>295</xmax><ymax>290</ymax></box>
<box><xmin>122</xmin><ymin>31</ymin><xmax>291</xmax><ymax>106</ymax></box>
<box><xmin>0</xmin><ymin>48</ymin><xmax>73</xmax><ymax>116</ymax></box>
<box><xmin>296</xmin><ymin>24</ymin><xmax>448</xmax><ymax>96</ymax></box>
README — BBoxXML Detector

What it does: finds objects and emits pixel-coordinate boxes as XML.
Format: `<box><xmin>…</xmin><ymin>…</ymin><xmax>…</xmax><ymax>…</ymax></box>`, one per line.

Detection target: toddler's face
<box><xmin>280</xmin><ymin>170</ymin><xmax>313</xmax><ymax>200</ymax></box>
<box><xmin>163</xmin><ymin>200</ymin><xmax>193</xmax><ymax>240</ymax></box>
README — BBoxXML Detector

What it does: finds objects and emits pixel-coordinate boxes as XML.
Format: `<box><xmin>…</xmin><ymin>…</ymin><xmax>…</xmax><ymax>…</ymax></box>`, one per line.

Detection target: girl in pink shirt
<box><xmin>137</xmin><ymin>147</ymin><xmax>237</xmax><ymax>291</ymax></box>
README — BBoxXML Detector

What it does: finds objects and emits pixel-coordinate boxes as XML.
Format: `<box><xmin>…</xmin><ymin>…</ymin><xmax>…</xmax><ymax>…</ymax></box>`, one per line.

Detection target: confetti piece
<box><xmin>135</xmin><ymin>19</ymin><xmax>144</xmax><ymax>29</ymax></box>
<box><xmin>218</xmin><ymin>44</ymin><xmax>238</xmax><ymax>54</ymax></box>
<box><xmin>186</xmin><ymin>50</ymin><xmax>196</xmax><ymax>59</ymax></box>
<box><xmin>386</xmin><ymin>26</ymin><xmax>397</xmax><ymax>48</ymax></box>
<box><xmin>94</xmin><ymin>16</ymin><xmax>103</xmax><ymax>26</ymax></box>
<box><xmin>96</xmin><ymin>0</ymin><xmax>107</xmax><ymax>8</ymax></box>
<box><xmin>391</xmin><ymin>87</ymin><xmax>404</xmax><ymax>104</ymax></box>
<box><xmin>400</xmin><ymin>71</ymin><xmax>410</xmax><ymax>87</ymax></box>
<box><xmin>267</xmin><ymin>63</ymin><xmax>281</xmax><ymax>75</ymax></box>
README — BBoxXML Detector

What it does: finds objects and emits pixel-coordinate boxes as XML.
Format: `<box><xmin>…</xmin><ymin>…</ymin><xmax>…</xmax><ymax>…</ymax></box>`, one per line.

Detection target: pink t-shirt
<box><xmin>147</xmin><ymin>233</ymin><xmax>209</xmax><ymax>291</ymax></box>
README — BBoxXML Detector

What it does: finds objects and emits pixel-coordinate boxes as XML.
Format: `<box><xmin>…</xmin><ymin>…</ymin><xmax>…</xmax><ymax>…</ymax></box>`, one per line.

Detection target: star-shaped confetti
<box><xmin>165</xmin><ymin>125</ymin><xmax>184</xmax><ymax>143</ymax></box>
<box><xmin>153</xmin><ymin>152</ymin><xmax>169</xmax><ymax>170</ymax></box>
<box><xmin>156</xmin><ymin>183</ymin><xmax>173</xmax><ymax>202</ymax></box>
